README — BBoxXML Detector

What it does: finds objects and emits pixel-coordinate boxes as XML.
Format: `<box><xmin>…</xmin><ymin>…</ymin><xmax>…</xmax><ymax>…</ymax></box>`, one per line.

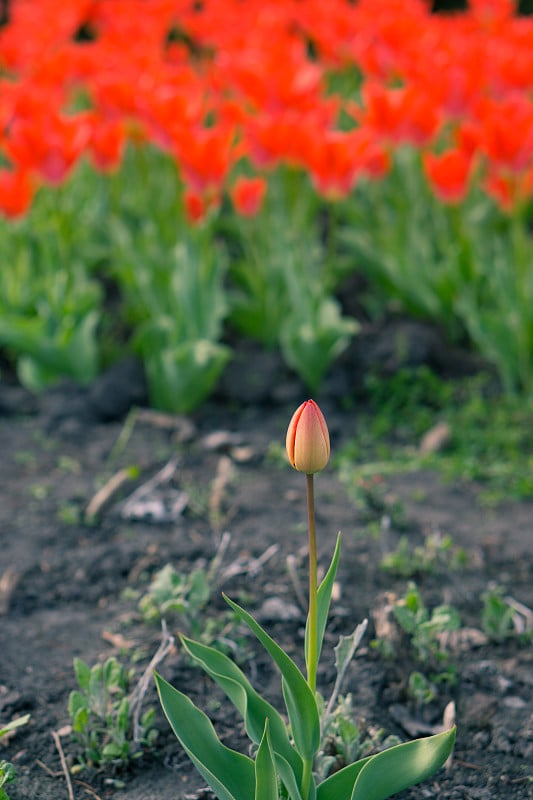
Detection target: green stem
<box><xmin>306</xmin><ymin>473</ymin><xmax>318</xmax><ymax>694</ymax></box>
<box><xmin>302</xmin><ymin>756</ymin><xmax>313</xmax><ymax>800</ymax></box>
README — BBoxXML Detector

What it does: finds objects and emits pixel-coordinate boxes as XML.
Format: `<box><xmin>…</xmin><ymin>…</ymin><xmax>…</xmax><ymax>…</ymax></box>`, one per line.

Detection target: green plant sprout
<box><xmin>139</xmin><ymin>564</ymin><xmax>211</xmax><ymax>627</ymax></box>
<box><xmin>0</xmin><ymin>714</ymin><xmax>30</xmax><ymax>800</ymax></box>
<box><xmin>481</xmin><ymin>585</ymin><xmax>533</xmax><ymax>644</ymax></box>
<box><xmin>381</xmin><ymin>533</ymin><xmax>467</xmax><ymax>578</ymax></box>
<box><xmin>155</xmin><ymin>400</ymin><xmax>456</xmax><ymax>800</ymax></box>
<box><xmin>407</xmin><ymin>671</ymin><xmax>440</xmax><ymax>707</ymax></box>
<box><xmin>391</xmin><ymin>583</ymin><xmax>461</xmax><ymax>665</ymax></box>
<box><xmin>68</xmin><ymin>655</ymin><xmax>159</xmax><ymax>771</ymax></box>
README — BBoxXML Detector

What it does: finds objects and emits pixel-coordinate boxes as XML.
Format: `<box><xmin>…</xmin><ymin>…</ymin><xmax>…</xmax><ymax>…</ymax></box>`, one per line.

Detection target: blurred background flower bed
<box><xmin>1</xmin><ymin>0</ymin><xmax>533</xmax><ymax>411</ymax></box>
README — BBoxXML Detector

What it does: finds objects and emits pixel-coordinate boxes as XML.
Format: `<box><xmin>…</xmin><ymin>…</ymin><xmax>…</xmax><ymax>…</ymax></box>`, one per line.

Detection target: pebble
<box><xmin>256</xmin><ymin>596</ymin><xmax>301</xmax><ymax>622</ymax></box>
<box><xmin>503</xmin><ymin>695</ymin><xmax>527</xmax><ymax>709</ymax></box>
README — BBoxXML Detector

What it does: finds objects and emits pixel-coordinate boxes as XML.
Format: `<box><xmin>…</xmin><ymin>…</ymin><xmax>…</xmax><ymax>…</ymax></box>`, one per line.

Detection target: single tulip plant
<box><xmin>155</xmin><ymin>400</ymin><xmax>456</xmax><ymax>800</ymax></box>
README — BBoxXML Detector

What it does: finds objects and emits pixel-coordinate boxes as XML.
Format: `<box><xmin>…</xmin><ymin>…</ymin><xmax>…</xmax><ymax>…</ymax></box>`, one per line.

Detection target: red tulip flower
<box><xmin>230</xmin><ymin>176</ymin><xmax>266</xmax><ymax>217</ymax></box>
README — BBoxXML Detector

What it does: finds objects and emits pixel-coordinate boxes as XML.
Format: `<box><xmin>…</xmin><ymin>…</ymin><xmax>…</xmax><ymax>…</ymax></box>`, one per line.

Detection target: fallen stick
<box><xmin>51</xmin><ymin>728</ymin><xmax>75</xmax><ymax>800</ymax></box>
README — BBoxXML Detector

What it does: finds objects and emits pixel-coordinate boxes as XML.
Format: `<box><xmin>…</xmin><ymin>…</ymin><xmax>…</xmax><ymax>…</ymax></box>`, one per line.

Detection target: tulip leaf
<box><xmin>316</xmin><ymin>755</ymin><xmax>371</xmax><ymax>800</ymax></box>
<box><xmin>154</xmin><ymin>672</ymin><xmax>255</xmax><ymax>800</ymax></box>
<box><xmin>280</xmin><ymin>296</ymin><xmax>358</xmax><ymax>392</ymax></box>
<box><xmin>181</xmin><ymin>635</ymin><xmax>302</xmax><ymax>781</ymax></box>
<box><xmin>255</xmin><ymin>719</ymin><xmax>278</xmax><ymax>800</ymax></box>
<box><xmin>351</xmin><ymin>727</ymin><xmax>456</xmax><ymax>800</ymax></box>
<box><xmin>316</xmin><ymin>728</ymin><xmax>456</xmax><ymax>800</ymax></box>
<box><xmin>140</xmin><ymin>337</ymin><xmax>230</xmax><ymax>413</ymax></box>
<box><xmin>223</xmin><ymin>595</ymin><xmax>320</xmax><ymax>761</ymax></box>
<box><xmin>305</xmin><ymin>533</ymin><xmax>342</xmax><ymax>675</ymax></box>
<box><xmin>275</xmin><ymin>753</ymin><xmax>305</xmax><ymax>800</ymax></box>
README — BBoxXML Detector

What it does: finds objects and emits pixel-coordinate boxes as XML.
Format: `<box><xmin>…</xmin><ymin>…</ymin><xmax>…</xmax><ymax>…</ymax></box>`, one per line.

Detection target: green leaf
<box><xmin>333</xmin><ymin>622</ymin><xmax>367</xmax><ymax>678</ymax></box>
<box><xmin>316</xmin><ymin>755</ymin><xmax>371</xmax><ymax>800</ymax></box>
<box><xmin>102</xmin><ymin>742</ymin><xmax>124</xmax><ymax>759</ymax></box>
<box><xmin>154</xmin><ymin>671</ymin><xmax>256</xmax><ymax>800</ymax></box>
<box><xmin>351</xmin><ymin>727</ymin><xmax>456</xmax><ymax>800</ymax></box>
<box><xmin>182</xmin><ymin>636</ymin><xmax>302</xmax><ymax>782</ymax></box>
<box><xmin>275</xmin><ymin>754</ymin><xmax>305</xmax><ymax>800</ymax></box>
<box><xmin>73</xmin><ymin>657</ymin><xmax>92</xmax><ymax>692</ymax></box>
<box><xmin>104</xmin><ymin>657</ymin><xmax>125</xmax><ymax>690</ymax></box>
<box><xmin>0</xmin><ymin>714</ymin><xmax>30</xmax><ymax>738</ymax></box>
<box><xmin>305</xmin><ymin>533</ymin><xmax>342</xmax><ymax>674</ymax></box>
<box><xmin>280</xmin><ymin>298</ymin><xmax>358</xmax><ymax>391</ymax></box>
<box><xmin>141</xmin><ymin>339</ymin><xmax>231</xmax><ymax>414</ymax></box>
<box><xmin>116</xmin><ymin>697</ymin><xmax>130</xmax><ymax>734</ymax></box>
<box><xmin>223</xmin><ymin>595</ymin><xmax>320</xmax><ymax>761</ymax></box>
<box><xmin>317</xmin><ymin>728</ymin><xmax>455</xmax><ymax>800</ymax></box>
<box><xmin>72</xmin><ymin>706</ymin><xmax>89</xmax><ymax>734</ymax></box>
<box><xmin>255</xmin><ymin>720</ymin><xmax>278</xmax><ymax>800</ymax></box>
<box><xmin>188</xmin><ymin>568</ymin><xmax>211</xmax><ymax>608</ymax></box>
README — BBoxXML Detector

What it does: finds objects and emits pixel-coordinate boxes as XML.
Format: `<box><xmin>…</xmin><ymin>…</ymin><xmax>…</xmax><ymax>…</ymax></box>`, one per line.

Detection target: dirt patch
<box><xmin>1</xmin><ymin>360</ymin><xmax>532</xmax><ymax>800</ymax></box>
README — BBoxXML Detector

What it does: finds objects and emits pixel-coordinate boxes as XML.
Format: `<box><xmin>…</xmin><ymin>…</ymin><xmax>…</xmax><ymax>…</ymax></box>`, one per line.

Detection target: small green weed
<box><xmin>373</xmin><ymin>583</ymin><xmax>461</xmax><ymax>703</ymax></box>
<box><xmin>68</xmin><ymin>656</ymin><xmax>158</xmax><ymax>771</ymax></box>
<box><xmin>392</xmin><ymin>582</ymin><xmax>461</xmax><ymax>665</ymax></box>
<box><xmin>139</xmin><ymin>563</ymin><xmax>210</xmax><ymax>628</ymax></box>
<box><xmin>57</xmin><ymin>501</ymin><xmax>81</xmax><ymax>525</ymax></box>
<box><xmin>381</xmin><ymin>533</ymin><xmax>467</xmax><ymax>578</ymax></box>
<box><xmin>137</xmin><ymin>559</ymin><xmax>248</xmax><ymax>658</ymax></box>
<box><xmin>407</xmin><ymin>671</ymin><xmax>440</xmax><ymax>706</ymax></box>
<box><xmin>481</xmin><ymin>585</ymin><xmax>533</xmax><ymax>644</ymax></box>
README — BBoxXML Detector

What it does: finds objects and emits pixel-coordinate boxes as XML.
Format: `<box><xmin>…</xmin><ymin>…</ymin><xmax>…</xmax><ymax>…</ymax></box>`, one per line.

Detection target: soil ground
<box><xmin>1</xmin><ymin>345</ymin><xmax>532</xmax><ymax>800</ymax></box>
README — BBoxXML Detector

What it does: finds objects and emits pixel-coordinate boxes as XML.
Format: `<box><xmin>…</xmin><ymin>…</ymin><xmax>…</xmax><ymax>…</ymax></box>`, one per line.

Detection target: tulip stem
<box><xmin>306</xmin><ymin>473</ymin><xmax>318</xmax><ymax>695</ymax></box>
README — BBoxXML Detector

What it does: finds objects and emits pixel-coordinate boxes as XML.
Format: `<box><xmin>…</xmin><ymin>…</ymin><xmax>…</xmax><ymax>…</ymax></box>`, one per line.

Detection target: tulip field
<box><xmin>1</xmin><ymin>0</ymin><xmax>533</xmax><ymax>405</ymax></box>
<box><xmin>1</xmin><ymin>2</ymin><xmax>532</xmax><ymax>800</ymax></box>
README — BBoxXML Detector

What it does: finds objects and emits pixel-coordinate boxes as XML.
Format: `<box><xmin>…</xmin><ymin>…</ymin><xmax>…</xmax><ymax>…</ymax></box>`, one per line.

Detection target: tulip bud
<box><xmin>286</xmin><ymin>399</ymin><xmax>330</xmax><ymax>474</ymax></box>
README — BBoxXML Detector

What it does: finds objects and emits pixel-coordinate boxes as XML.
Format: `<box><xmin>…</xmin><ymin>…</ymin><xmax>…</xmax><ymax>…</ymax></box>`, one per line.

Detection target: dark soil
<box><xmin>1</xmin><ymin>333</ymin><xmax>532</xmax><ymax>800</ymax></box>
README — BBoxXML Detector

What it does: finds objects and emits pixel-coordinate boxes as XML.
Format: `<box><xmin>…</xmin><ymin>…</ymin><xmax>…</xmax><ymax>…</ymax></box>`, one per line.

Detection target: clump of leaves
<box><xmin>139</xmin><ymin>563</ymin><xmax>211</xmax><ymax>627</ymax></box>
<box><xmin>482</xmin><ymin>585</ymin><xmax>533</xmax><ymax>644</ymax></box>
<box><xmin>393</xmin><ymin>582</ymin><xmax>461</xmax><ymax>665</ymax></box>
<box><xmin>381</xmin><ymin>533</ymin><xmax>467</xmax><ymax>578</ymax></box>
<box><xmin>407</xmin><ymin>671</ymin><xmax>441</xmax><ymax>706</ymax></box>
<box><xmin>374</xmin><ymin>583</ymin><xmax>461</xmax><ymax>704</ymax></box>
<box><xmin>138</xmin><ymin>562</ymin><xmax>242</xmax><ymax>656</ymax></box>
<box><xmin>68</xmin><ymin>656</ymin><xmax>158</xmax><ymax>770</ymax></box>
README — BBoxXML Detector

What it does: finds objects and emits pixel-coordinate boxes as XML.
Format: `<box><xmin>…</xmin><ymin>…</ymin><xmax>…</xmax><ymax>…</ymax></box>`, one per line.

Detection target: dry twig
<box><xmin>0</xmin><ymin>568</ymin><xmax>19</xmax><ymax>615</ymax></box>
<box><xmin>51</xmin><ymin>728</ymin><xmax>75</xmax><ymax>800</ymax></box>
<box><xmin>129</xmin><ymin>621</ymin><xmax>175</xmax><ymax>746</ymax></box>
<box><xmin>286</xmin><ymin>554</ymin><xmax>307</xmax><ymax>611</ymax></box>
<box><xmin>85</xmin><ymin>468</ymin><xmax>133</xmax><ymax>522</ymax></box>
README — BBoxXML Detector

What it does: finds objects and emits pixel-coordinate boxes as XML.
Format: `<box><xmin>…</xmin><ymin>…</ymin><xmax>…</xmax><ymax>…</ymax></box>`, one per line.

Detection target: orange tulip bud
<box><xmin>286</xmin><ymin>399</ymin><xmax>330</xmax><ymax>474</ymax></box>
